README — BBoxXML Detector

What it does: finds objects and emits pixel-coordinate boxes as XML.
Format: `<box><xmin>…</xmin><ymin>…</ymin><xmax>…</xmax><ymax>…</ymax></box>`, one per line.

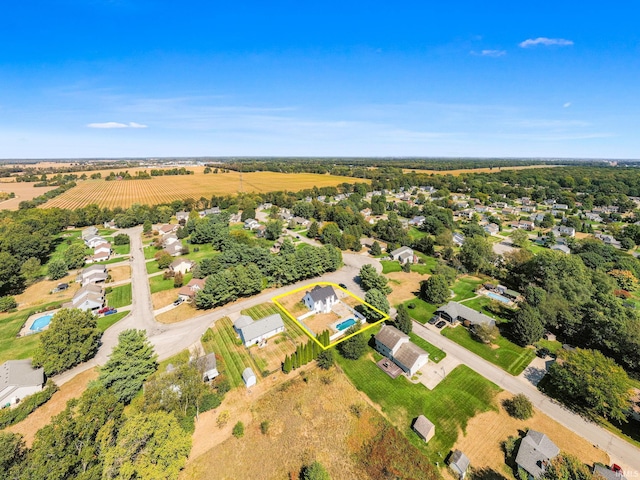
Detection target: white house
<box><xmin>178</xmin><ymin>278</ymin><xmax>206</xmax><ymax>301</ymax></box>
<box><xmin>244</xmin><ymin>218</ymin><xmax>260</xmax><ymax>230</ymax></box>
<box><xmin>199</xmin><ymin>353</ymin><xmax>219</xmax><ymax>382</ymax></box>
<box><xmin>242</xmin><ymin>367</ymin><xmax>257</xmax><ymax>388</ymax></box>
<box><xmin>302</xmin><ymin>285</ymin><xmax>338</xmax><ymax>314</ymax></box>
<box><xmin>389</xmin><ymin>246</ymin><xmax>416</xmax><ymax>264</ymax></box>
<box><xmin>553</xmin><ymin>226</ymin><xmax>576</xmax><ymax>237</ymax></box>
<box><xmin>162</xmin><ymin>233</ymin><xmax>180</xmax><ymax>246</ymax></box>
<box><xmin>0</xmin><ymin>360</ymin><xmax>45</xmax><ymax>407</ymax></box>
<box><xmin>84</xmin><ymin>235</ymin><xmax>106</xmax><ymax>248</ymax></box>
<box><xmin>170</xmin><ymin>258</ymin><xmax>195</xmax><ymax>275</ymax></box>
<box><xmin>73</xmin><ymin>284</ymin><xmax>104</xmax><ymax>304</ymax></box>
<box><xmin>93</xmin><ymin>242</ymin><xmax>112</xmax><ymax>256</ymax></box>
<box><xmin>81</xmin><ymin>226</ymin><xmax>98</xmax><ymax>240</ymax></box>
<box><xmin>233</xmin><ymin>313</ymin><xmax>285</xmax><ymax>347</ymax></box>
<box><xmin>374</xmin><ymin>324</ymin><xmax>429</xmax><ymax>376</ymax></box>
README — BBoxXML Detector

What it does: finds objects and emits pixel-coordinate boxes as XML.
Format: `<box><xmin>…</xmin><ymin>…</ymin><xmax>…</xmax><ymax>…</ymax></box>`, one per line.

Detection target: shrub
<box><xmin>0</xmin><ymin>296</ymin><xmax>17</xmax><ymax>312</ymax></box>
<box><xmin>260</xmin><ymin>420</ymin><xmax>270</xmax><ymax>434</ymax></box>
<box><xmin>216</xmin><ymin>410</ymin><xmax>230</xmax><ymax>428</ymax></box>
<box><xmin>113</xmin><ymin>234</ymin><xmax>130</xmax><ymax>245</ymax></box>
<box><xmin>0</xmin><ymin>380</ymin><xmax>58</xmax><ymax>429</ymax></box>
<box><xmin>232</xmin><ymin>421</ymin><xmax>244</xmax><ymax>438</ymax></box>
<box><xmin>199</xmin><ymin>393</ymin><xmax>222</xmax><ymax>413</ymax></box>
<box><xmin>503</xmin><ymin>394</ymin><xmax>534</xmax><ymax>420</ymax></box>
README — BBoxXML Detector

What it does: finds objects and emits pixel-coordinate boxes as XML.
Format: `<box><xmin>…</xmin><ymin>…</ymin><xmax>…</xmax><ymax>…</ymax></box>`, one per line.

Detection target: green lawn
<box><xmin>149</xmin><ymin>273</ymin><xmax>192</xmax><ymax>294</ymax></box>
<box><xmin>442</xmin><ymin>325</ymin><xmax>536</xmax><ymax>375</ymax></box>
<box><xmin>451</xmin><ymin>276</ymin><xmax>483</xmax><ymax>302</ymax></box>
<box><xmin>97</xmin><ymin>311</ymin><xmax>128</xmax><ymax>332</ymax></box>
<box><xmin>106</xmin><ymin>284</ymin><xmax>132</xmax><ymax>308</ymax></box>
<box><xmin>337</xmin><ymin>355</ymin><xmax>500</xmax><ymax>460</ymax></box>
<box><xmin>146</xmin><ymin>261</ymin><xmax>162</xmax><ymax>274</ymax></box>
<box><xmin>459</xmin><ymin>296</ymin><xmax>511</xmax><ymax>322</ymax></box>
<box><xmin>381</xmin><ymin>260</ymin><xmax>402</xmax><ymax>274</ymax></box>
<box><xmin>113</xmin><ymin>244</ymin><xmax>130</xmax><ymax>255</ymax></box>
<box><xmin>411</xmin><ymin>253</ymin><xmax>437</xmax><ymax>275</ymax></box>
<box><xmin>535</xmin><ymin>339</ymin><xmax>562</xmax><ymax>355</ymax></box>
<box><xmin>93</xmin><ymin>256</ymin><xmax>129</xmax><ymax>265</ymax></box>
<box><xmin>201</xmin><ymin>318</ymin><xmax>257</xmax><ymax>388</ymax></box>
<box><xmin>183</xmin><ymin>243</ymin><xmax>217</xmax><ymax>262</ymax></box>
<box><xmin>144</xmin><ymin>245</ymin><xmax>159</xmax><ymax>259</ymax></box>
<box><xmin>403</xmin><ymin>298</ymin><xmax>438</xmax><ymax>323</ymax></box>
<box><xmin>242</xmin><ymin>302</ymin><xmax>283</xmax><ymax>320</ymax></box>
<box><xmin>408</xmin><ymin>227</ymin><xmax>427</xmax><ymax>241</ymax></box>
<box><xmin>0</xmin><ymin>305</ymin><xmax>58</xmax><ymax>363</ymax></box>
<box><xmin>409</xmin><ymin>333</ymin><xmax>445</xmax><ymax>363</ymax></box>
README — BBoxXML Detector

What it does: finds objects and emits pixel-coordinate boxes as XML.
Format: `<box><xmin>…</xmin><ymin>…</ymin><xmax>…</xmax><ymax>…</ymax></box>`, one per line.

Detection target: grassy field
<box><xmin>404</xmin><ymin>297</ymin><xmax>438</xmax><ymax>323</ymax></box>
<box><xmin>442</xmin><ymin>325</ymin><xmax>536</xmax><ymax>375</ymax></box>
<box><xmin>411</xmin><ymin>253</ymin><xmax>437</xmax><ymax>275</ymax></box>
<box><xmin>337</xmin><ymin>354</ymin><xmax>501</xmax><ymax>460</ymax></box>
<box><xmin>409</xmin><ymin>333</ymin><xmax>446</xmax><ymax>363</ymax></box>
<box><xmin>97</xmin><ymin>311</ymin><xmax>128</xmax><ymax>332</ymax></box>
<box><xmin>451</xmin><ymin>276</ymin><xmax>483</xmax><ymax>301</ymax></box>
<box><xmin>0</xmin><ymin>181</ymin><xmax>58</xmax><ymax>211</ymax></box>
<box><xmin>201</xmin><ymin>318</ymin><xmax>258</xmax><ymax>388</ymax></box>
<box><xmin>0</xmin><ymin>306</ymin><xmax>53</xmax><ymax>363</ymax></box>
<box><xmin>41</xmin><ymin>171</ymin><xmax>366</xmax><ymax>209</ymax></box>
<box><xmin>105</xmin><ymin>284</ymin><xmax>132</xmax><ymax>308</ymax></box>
<box><xmin>381</xmin><ymin>260</ymin><xmax>402</xmax><ymax>274</ymax></box>
<box><xmin>183</xmin><ymin>243</ymin><xmax>216</xmax><ymax>262</ymax></box>
<box><xmin>149</xmin><ymin>273</ymin><xmax>192</xmax><ymax>294</ymax></box>
<box><xmin>146</xmin><ymin>261</ymin><xmax>162</xmax><ymax>274</ymax></box>
<box><xmin>113</xmin><ymin>244</ymin><xmax>130</xmax><ymax>255</ymax></box>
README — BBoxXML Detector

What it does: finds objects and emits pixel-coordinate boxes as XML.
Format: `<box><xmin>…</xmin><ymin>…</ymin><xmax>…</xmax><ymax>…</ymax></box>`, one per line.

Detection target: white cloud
<box><xmin>563</xmin><ymin>102</ymin><xmax>572</xmax><ymax>108</ymax></box>
<box><xmin>87</xmin><ymin>121</ymin><xmax>147</xmax><ymax>129</ymax></box>
<box><xmin>481</xmin><ymin>49</ymin><xmax>506</xmax><ymax>57</ymax></box>
<box><xmin>519</xmin><ymin>37</ymin><xmax>574</xmax><ymax>48</ymax></box>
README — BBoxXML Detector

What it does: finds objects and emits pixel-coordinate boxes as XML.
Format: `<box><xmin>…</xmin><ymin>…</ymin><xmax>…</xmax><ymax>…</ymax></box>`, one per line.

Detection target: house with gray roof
<box><xmin>412</xmin><ymin>415</ymin><xmax>435</xmax><ymax>443</ymax></box>
<box><xmin>389</xmin><ymin>246</ymin><xmax>416</xmax><ymax>264</ymax></box>
<box><xmin>551</xmin><ymin>244</ymin><xmax>571</xmax><ymax>254</ymax></box>
<box><xmin>234</xmin><ymin>313</ymin><xmax>285</xmax><ymax>347</ymax></box>
<box><xmin>81</xmin><ymin>226</ymin><xmax>99</xmax><ymax>239</ymax></box>
<box><xmin>515</xmin><ymin>430</ymin><xmax>559</xmax><ymax>480</ymax></box>
<box><xmin>303</xmin><ymin>285</ymin><xmax>338</xmax><ymax>314</ymax></box>
<box><xmin>0</xmin><ymin>359</ymin><xmax>44</xmax><ymax>407</ymax></box>
<box><xmin>199</xmin><ymin>353</ymin><xmax>219</xmax><ymax>382</ymax></box>
<box><xmin>594</xmin><ymin>465</ymin><xmax>627</xmax><ymax>480</ymax></box>
<box><xmin>449</xmin><ymin>450</ymin><xmax>470</xmax><ymax>479</ymax></box>
<box><xmin>374</xmin><ymin>324</ymin><xmax>429</xmax><ymax>376</ymax></box>
<box><xmin>435</xmin><ymin>301</ymin><xmax>496</xmax><ymax>328</ymax></box>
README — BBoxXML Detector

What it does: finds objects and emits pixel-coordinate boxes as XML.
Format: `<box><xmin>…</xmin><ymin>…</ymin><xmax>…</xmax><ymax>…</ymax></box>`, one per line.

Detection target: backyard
<box><xmin>105</xmin><ymin>284</ymin><xmax>132</xmax><ymax>308</ymax></box>
<box><xmin>149</xmin><ymin>273</ymin><xmax>193</xmax><ymax>294</ymax></box>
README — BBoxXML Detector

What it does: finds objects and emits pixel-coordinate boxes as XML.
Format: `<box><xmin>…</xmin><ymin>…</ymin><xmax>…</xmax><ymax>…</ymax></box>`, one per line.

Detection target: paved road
<box><xmin>411</xmin><ymin>321</ymin><xmax>640</xmax><ymax>473</ymax></box>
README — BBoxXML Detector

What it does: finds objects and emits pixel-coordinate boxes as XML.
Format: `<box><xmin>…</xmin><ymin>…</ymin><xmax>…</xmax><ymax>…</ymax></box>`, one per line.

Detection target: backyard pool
<box><xmin>486</xmin><ymin>292</ymin><xmax>511</xmax><ymax>304</ymax></box>
<box><xmin>30</xmin><ymin>314</ymin><xmax>53</xmax><ymax>331</ymax></box>
<box><xmin>336</xmin><ymin>318</ymin><xmax>357</xmax><ymax>331</ymax></box>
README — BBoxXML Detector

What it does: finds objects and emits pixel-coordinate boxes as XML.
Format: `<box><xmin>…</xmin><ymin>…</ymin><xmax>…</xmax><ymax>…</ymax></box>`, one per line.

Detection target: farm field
<box><xmin>0</xmin><ymin>181</ymin><xmax>58</xmax><ymax>211</ymax></box>
<box><xmin>41</xmin><ymin>171</ymin><xmax>366</xmax><ymax>209</ymax></box>
<box><xmin>401</xmin><ymin>164</ymin><xmax>561</xmax><ymax>176</ymax></box>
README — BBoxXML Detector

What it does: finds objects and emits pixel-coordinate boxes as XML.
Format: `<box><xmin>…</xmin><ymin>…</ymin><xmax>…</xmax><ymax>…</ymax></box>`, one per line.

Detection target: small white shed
<box><xmin>242</xmin><ymin>367</ymin><xmax>257</xmax><ymax>388</ymax></box>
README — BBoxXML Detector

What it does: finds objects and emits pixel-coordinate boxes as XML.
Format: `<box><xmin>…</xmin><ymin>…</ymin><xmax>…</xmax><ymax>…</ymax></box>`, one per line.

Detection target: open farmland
<box><xmin>0</xmin><ymin>180</ymin><xmax>58</xmax><ymax>211</ymax></box>
<box><xmin>402</xmin><ymin>164</ymin><xmax>561</xmax><ymax>176</ymax></box>
<box><xmin>40</xmin><ymin>171</ymin><xmax>365</xmax><ymax>209</ymax></box>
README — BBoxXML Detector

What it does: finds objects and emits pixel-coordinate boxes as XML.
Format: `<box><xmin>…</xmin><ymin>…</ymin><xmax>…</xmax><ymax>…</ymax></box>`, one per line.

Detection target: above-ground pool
<box><xmin>336</xmin><ymin>318</ymin><xmax>357</xmax><ymax>331</ymax></box>
<box><xmin>486</xmin><ymin>292</ymin><xmax>511</xmax><ymax>304</ymax></box>
<box><xmin>30</xmin><ymin>314</ymin><xmax>53</xmax><ymax>332</ymax></box>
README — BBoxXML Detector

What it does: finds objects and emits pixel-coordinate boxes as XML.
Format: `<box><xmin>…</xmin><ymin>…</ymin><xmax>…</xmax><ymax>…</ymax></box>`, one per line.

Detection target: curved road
<box><xmin>411</xmin><ymin>321</ymin><xmax>640</xmax><ymax>473</ymax></box>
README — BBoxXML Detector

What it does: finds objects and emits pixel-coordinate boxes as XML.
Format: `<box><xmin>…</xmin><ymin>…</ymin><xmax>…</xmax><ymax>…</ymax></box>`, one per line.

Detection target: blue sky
<box><xmin>1</xmin><ymin>1</ymin><xmax>638</xmax><ymax>159</ymax></box>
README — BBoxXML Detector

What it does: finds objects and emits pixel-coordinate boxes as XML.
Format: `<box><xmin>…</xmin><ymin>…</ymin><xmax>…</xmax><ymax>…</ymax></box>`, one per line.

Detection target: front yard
<box><xmin>105</xmin><ymin>284</ymin><xmax>132</xmax><ymax>308</ymax></box>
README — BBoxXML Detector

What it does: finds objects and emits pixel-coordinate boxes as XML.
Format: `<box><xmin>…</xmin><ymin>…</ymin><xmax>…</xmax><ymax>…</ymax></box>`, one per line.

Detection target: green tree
<box><xmin>458</xmin><ymin>236</ymin><xmax>495</xmax><ymax>274</ymax></box>
<box><xmin>546</xmin><ymin>348</ymin><xmax>631</xmax><ymax>422</ymax></box>
<box><xmin>419</xmin><ymin>274</ymin><xmax>450</xmax><ymax>304</ymax></box>
<box><xmin>359</xmin><ymin>264</ymin><xmax>391</xmax><ymax>293</ymax></box>
<box><xmin>503</xmin><ymin>393</ymin><xmax>534</xmax><ymax>420</ymax></box>
<box><xmin>232</xmin><ymin>421</ymin><xmax>244</xmax><ymax>438</ymax></box>
<box><xmin>300</xmin><ymin>461</ymin><xmax>331</xmax><ymax>480</ymax></box>
<box><xmin>338</xmin><ymin>326</ymin><xmax>367</xmax><ymax>360</ymax></box>
<box><xmin>362</xmin><ymin>288</ymin><xmax>390</xmax><ymax>321</ymax></box>
<box><xmin>511</xmin><ymin>304</ymin><xmax>545</xmax><ymax>346</ymax></box>
<box><xmin>155</xmin><ymin>251</ymin><xmax>173</xmax><ymax>269</ymax></box>
<box><xmin>98</xmin><ymin>329</ymin><xmax>158</xmax><ymax>404</ymax></box>
<box><xmin>510</xmin><ymin>229</ymin><xmax>530</xmax><ymax>248</ymax></box>
<box><xmin>317</xmin><ymin>349</ymin><xmax>334</xmax><ymax>369</ymax></box>
<box><xmin>265</xmin><ymin>220</ymin><xmax>283</xmax><ymax>240</ymax></box>
<box><xmin>283</xmin><ymin>354</ymin><xmax>292</xmax><ymax>373</ymax></box>
<box><xmin>114</xmin><ymin>233</ymin><xmax>130</xmax><ymax>245</ymax></box>
<box><xmin>0</xmin><ymin>295</ymin><xmax>17</xmax><ymax>312</ymax></box>
<box><xmin>20</xmin><ymin>257</ymin><xmax>42</xmax><ymax>284</ymax></box>
<box><xmin>369</xmin><ymin>241</ymin><xmax>382</xmax><ymax>256</ymax></box>
<box><xmin>101</xmin><ymin>411</ymin><xmax>191</xmax><ymax>480</ymax></box>
<box><xmin>471</xmin><ymin>324</ymin><xmax>499</xmax><ymax>344</ymax></box>
<box><xmin>173</xmin><ymin>271</ymin><xmax>184</xmax><ymax>288</ymax></box>
<box><xmin>0</xmin><ymin>431</ymin><xmax>26</xmax><ymax>476</ymax></box>
<box><xmin>33</xmin><ymin>308</ymin><xmax>101</xmax><ymax>376</ymax></box>
<box><xmin>143</xmin><ymin>219</ymin><xmax>152</xmax><ymax>235</ymax></box>
<box><xmin>47</xmin><ymin>258</ymin><xmax>68</xmax><ymax>280</ymax></box>
<box><xmin>395</xmin><ymin>304</ymin><xmax>412</xmax><ymax>334</ymax></box>
<box><xmin>540</xmin><ymin>454</ymin><xmax>595</xmax><ymax>480</ymax></box>
<box><xmin>307</xmin><ymin>221</ymin><xmax>319</xmax><ymax>239</ymax></box>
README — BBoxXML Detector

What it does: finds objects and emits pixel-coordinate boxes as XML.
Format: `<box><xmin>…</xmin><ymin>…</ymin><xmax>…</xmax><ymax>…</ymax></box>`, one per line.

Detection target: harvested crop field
<box><xmin>41</xmin><ymin>171</ymin><xmax>367</xmax><ymax>209</ymax></box>
<box><xmin>402</xmin><ymin>165</ymin><xmax>561</xmax><ymax>176</ymax></box>
<box><xmin>0</xmin><ymin>181</ymin><xmax>57</xmax><ymax>211</ymax></box>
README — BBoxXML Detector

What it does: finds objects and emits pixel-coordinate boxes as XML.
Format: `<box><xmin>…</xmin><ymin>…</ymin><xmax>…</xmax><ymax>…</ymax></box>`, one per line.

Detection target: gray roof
<box><xmin>594</xmin><ymin>465</ymin><xmax>627</xmax><ymax>480</ymax></box>
<box><xmin>449</xmin><ymin>450</ymin><xmax>470</xmax><ymax>476</ymax></box>
<box><xmin>413</xmin><ymin>415</ymin><xmax>434</xmax><ymax>438</ymax></box>
<box><xmin>83</xmin><ymin>264</ymin><xmax>107</xmax><ymax>275</ymax></box>
<box><xmin>436</xmin><ymin>301</ymin><xmax>496</xmax><ymax>327</ymax></box>
<box><xmin>242</xmin><ymin>367</ymin><xmax>256</xmax><ymax>382</ymax></box>
<box><xmin>305</xmin><ymin>285</ymin><xmax>337</xmax><ymax>304</ymax></box>
<box><xmin>515</xmin><ymin>430</ymin><xmax>560</xmax><ymax>478</ymax></box>
<box><xmin>233</xmin><ymin>315</ymin><xmax>254</xmax><ymax>330</ymax></box>
<box><xmin>375</xmin><ymin>324</ymin><xmax>408</xmax><ymax>351</ymax></box>
<box><xmin>0</xmin><ymin>360</ymin><xmax>44</xmax><ymax>391</ymax></box>
<box><xmin>551</xmin><ymin>244</ymin><xmax>571</xmax><ymax>254</ymax></box>
<box><xmin>238</xmin><ymin>313</ymin><xmax>285</xmax><ymax>343</ymax></box>
<box><xmin>394</xmin><ymin>342</ymin><xmax>429</xmax><ymax>370</ymax></box>
<box><xmin>390</xmin><ymin>246</ymin><xmax>413</xmax><ymax>257</ymax></box>
<box><xmin>200</xmin><ymin>353</ymin><xmax>217</xmax><ymax>372</ymax></box>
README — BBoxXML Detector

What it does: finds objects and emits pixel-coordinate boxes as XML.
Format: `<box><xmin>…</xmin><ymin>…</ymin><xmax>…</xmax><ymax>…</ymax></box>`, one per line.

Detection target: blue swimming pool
<box><xmin>486</xmin><ymin>292</ymin><xmax>511</xmax><ymax>304</ymax></box>
<box><xmin>336</xmin><ymin>318</ymin><xmax>357</xmax><ymax>331</ymax></box>
<box><xmin>30</xmin><ymin>314</ymin><xmax>53</xmax><ymax>331</ymax></box>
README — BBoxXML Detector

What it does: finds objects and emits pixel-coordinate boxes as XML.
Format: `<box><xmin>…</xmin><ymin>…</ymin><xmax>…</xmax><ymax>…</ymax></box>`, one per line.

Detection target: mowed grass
<box><xmin>149</xmin><ymin>273</ymin><xmax>192</xmax><ymax>294</ymax></box>
<box><xmin>442</xmin><ymin>325</ymin><xmax>536</xmax><ymax>375</ymax></box>
<box><xmin>113</xmin><ymin>244</ymin><xmax>130</xmax><ymax>255</ymax></box>
<box><xmin>97</xmin><ymin>311</ymin><xmax>128</xmax><ymax>332</ymax></box>
<box><xmin>409</xmin><ymin>333</ymin><xmax>446</xmax><ymax>363</ymax></box>
<box><xmin>381</xmin><ymin>260</ymin><xmax>402</xmax><ymax>274</ymax></box>
<box><xmin>106</xmin><ymin>284</ymin><xmax>132</xmax><ymax>308</ymax></box>
<box><xmin>0</xmin><ymin>306</ymin><xmax>54</xmax><ymax>363</ymax></box>
<box><xmin>42</xmin><ymin>171</ymin><xmax>367</xmax><ymax>209</ymax></box>
<box><xmin>337</xmin><ymin>355</ymin><xmax>500</xmax><ymax>460</ymax></box>
<box><xmin>451</xmin><ymin>276</ymin><xmax>483</xmax><ymax>301</ymax></box>
<box><xmin>201</xmin><ymin>318</ymin><xmax>257</xmax><ymax>389</ymax></box>
<box><xmin>404</xmin><ymin>297</ymin><xmax>438</xmax><ymax>324</ymax></box>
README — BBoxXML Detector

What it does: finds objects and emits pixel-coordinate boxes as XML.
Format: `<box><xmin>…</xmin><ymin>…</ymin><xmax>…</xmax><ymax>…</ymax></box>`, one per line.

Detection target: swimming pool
<box><xmin>486</xmin><ymin>292</ymin><xmax>511</xmax><ymax>304</ymax></box>
<box><xmin>336</xmin><ymin>318</ymin><xmax>357</xmax><ymax>331</ymax></box>
<box><xmin>30</xmin><ymin>314</ymin><xmax>53</xmax><ymax>331</ymax></box>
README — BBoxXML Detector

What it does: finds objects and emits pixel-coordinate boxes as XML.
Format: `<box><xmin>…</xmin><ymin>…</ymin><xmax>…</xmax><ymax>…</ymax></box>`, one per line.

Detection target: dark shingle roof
<box><xmin>515</xmin><ymin>430</ymin><xmax>560</xmax><ymax>478</ymax></box>
<box><xmin>305</xmin><ymin>285</ymin><xmax>337</xmax><ymax>304</ymax></box>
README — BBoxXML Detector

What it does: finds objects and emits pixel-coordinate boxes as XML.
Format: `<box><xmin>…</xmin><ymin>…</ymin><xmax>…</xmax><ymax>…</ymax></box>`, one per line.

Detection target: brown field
<box><xmin>402</xmin><ymin>164</ymin><xmax>562</xmax><ymax>176</ymax></box>
<box><xmin>454</xmin><ymin>391</ymin><xmax>609</xmax><ymax>479</ymax></box>
<box><xmin>0</xmin><ymin>182</ymin><xmax>58</xmax><ymax>211</ymax></box>
<box><xmin>11</xmin><ymin>274</ymin><xmax>79</xmax><ymax>310</ymax></box>
<box><xmin>151</xmin><ymin>289</ymin><xmax>180</xmax><ymax>310</ymax></box>
<box><xmin>155</xmin><ymin>303</ymin><xmax>201</xmax><ymax>324</ymax></box>
<box><xmin>40</xmin><ymin>171</ymin><xmax>366</xmax><ymax>209</ymax></box>
<box><xmin>386</xmin><ymin>271</ymin><xmax>426</xmax><ymax>306</ymax></box>
<box><xmin>183</xmin><ymin>369</ymin><xmax>387</xmax><ymax>480</ymax></box>
<box><xmin>107</xmin><ymin>265</ymin><xmax>130</xmax><ymax>283</ymax></box>
<box><xmin>7</xmin><ymin>368</ymin><xmax>99</xmax><ymax>447</ymax></box>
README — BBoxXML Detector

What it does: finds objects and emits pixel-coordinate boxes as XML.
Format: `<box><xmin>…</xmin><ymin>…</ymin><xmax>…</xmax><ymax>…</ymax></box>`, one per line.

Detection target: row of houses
<box><xmin>82</xmin><ymin>226</ymin><xmax>112</xmax><ymax>264</ymax></box>
<box><xmin>68</xmin><ymin>283</ymin><xmax>105</xmax><ymax>312</ymax></box>
<box><xmin>78</xmin><ymin>264</ymin><xmax>108</xmax><ymax>287</ymax></box>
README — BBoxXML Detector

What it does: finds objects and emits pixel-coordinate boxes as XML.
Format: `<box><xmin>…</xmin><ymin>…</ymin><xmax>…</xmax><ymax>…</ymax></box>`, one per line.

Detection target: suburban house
<box><xmin>93</xmin><ymin>242</ymin><xmax>112</xmax><ymax>256</ymax></box>
<box><xmin>157</xmin><ymin>224</ymin><xmax>179</xmax><ymax>235</ymax></box>
<box><xmin>435</xmin><ymin>302</ymin><xmax>496</xmax><ymax>327</ymax></box>
<box><xmin>553</xmin><ymin>203</ymin><xmax>569</xmax><ymax>211</ymax></box>
<box><xmin>200</xmin><ymin>207</ymin><xmax>221</xmax><ymax>217</ymax></box>
<box><xmin>453</xmin><ymin>232</ymin><xmax>466</xmax><ymax>246</ymax></box>
<box><xmin>177</xmin><ymin>278</ymin><xmax>206</xmax><ymax>301</ymax></box>
<box><xmin>553</xmin><ymin>225</ymin><xmax>576</xmax><ymax>237</ymax></box>
<box><xmin>199</xmin><ymin>353</ymin><xmax>219</xmax><ymax>382</ymax></box>
<box><xmin>449</xmin><ymin>450</ymin><xmax>470</xmax><ymax>480</ymax></box>
<box><xmin>586</xmin><ymin>212</ymin><xmax>603</xmax><ymax>222</ymax></box>
<box><xmin>86</xmin><ymin>251</ymin><xmax>110</xmax><ymax>264</ymax></box>
<box><xmin>175</xmin><ymin>211</ymin><xmax>190</xmax><ymax>222</ymax></box>
<box><xmin>162</xmin><ymin>233</ymin><xmax>180</xmax><ymax>246</ymax></box>
<box><xmin>302</xmin><ymin>285</ymin><xmax>338</xmax><ymax>314</ymax></box>
<box><xmin>408</xmin><ymin>215</ymin><xmax>425</xmax><ymax>227</ymax></box>
<box><xmin>0</xmin><ymin>359</ymin><xmax>45</xmax><ymax>407</ymax></box>
<box><xmin>595</xmin><ymin>233</ymin><xmax>622</xmax><ymax>249</ymax></box>
<box><xmin>511</xmin><ymin>220</ymin><xmax>534</xmax><ymax>231</ymax></box>
<box><xmin>483</xmin><ymin>223</ymin><xmax>499</xmax><ymax>236</ymax></box>
<box><xmin>72</xmin><ymin>287</ymin><xmax>104</xmax><ymax>311</ymax></box>
<box><xmin>291</xmin><ymin>216</ymin><xmax>310</xmax><ymax>227</ymax></box>
<box><xmin>412</xmin><ymin>415</ymin><xmax>435</xmax><ymax>443</ymax></box>
<box><xmin>255</xmin><ymin>225</ymin><xmax>267</xmax><ymax>237</ymax></box>
<box><xmin>594</xmin><ymin>465</ymin><xmax>627</xmax><ymax>480</ymax></box>
<box><xmin>164</xmin><ymin>243</ymin><xmax>183</xmax><ymax>256</ymax></box>
<box><xmin>389</xmin><ymin>246</ymin><xmax>416</xmax><ymax>264</ymax></box>
<box><xmin>244</xmin><ymin>218</ymin><xmax>260</xmax><ymax>230</ymax></box>
<box><xmin>242</xmin><ymin>367</ymin><xmax>257</xmax><ymax>388</ymax></box>
<box><xmin>80</xmin><ymin>265</ymin><xmax>108</xmax><ymax>286</ymax></box>
<box><xmin>374</xmin><ymin>324</ymin><xmax>429</xmax><ymax>376</ymax></box>
<box><xmin>233</xmin><ymin>313</ymin><xmax>285</xmax><ymax>347</ymax></box>
<box><xmin>551</xmin><ymin>244</ymin><xmax>571</xmax><ymax>254</ymax></box>
<box><xmin>84</xmin><ymin>234</ymin><xmax>106</xmax><ymax>248</ymax></box>
<box><xmin>73</xmin><ymin>284</ymin><xmax>104</xmax><ymax>304</ymax></box>
<box><xmin>81</xmin><ymin>226</ymin><xmax>98</xmax><ymax>240</ymax></box>
<box><xmin>515</xmin><ymin>430</ymin><xmax>560</xmax><ymax>480</ymax></box>
<box><xmin>170</xmin><ymin>258</ymin><xmax>195</xmax><ymax>275</ymax></box>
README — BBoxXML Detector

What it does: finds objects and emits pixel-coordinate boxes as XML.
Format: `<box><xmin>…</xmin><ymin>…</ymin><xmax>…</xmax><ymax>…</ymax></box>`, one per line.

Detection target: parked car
<box><xmin>338</xmin><ymin>283</ymin><xmax>348</xmax><ymax>290</ymax></box>
<box><xmin>57</xmin><ymin>283</ymin><xmax>69</xmax><ymax>290</ymax></box>
<box><xmin>173</xmin><ymin>298</ymin><xmax>183</xmax><ymax>306</ymax></box>
<box><xmin>536</xmin><ymin>347</ymin><xmax>550</xmax><ymax>358</ymax></box>
<box><xmin>435</xmin><ymin>320</ymin><xmax>447</xmax><ymax>329</ymax></box>
<box><xmin>104</xmin><ymin>308</ymin><xmax>118</xmax><ymax>315</ymax></box>
<box><xmin>98</xmin><ymin>307</ymin><xmax>110</xmax><ymax>314</ymax></box>
<box><xmin>428</xmin><ymin>316</ymin><xmax>439</xmax><ymax>325</ymax></box>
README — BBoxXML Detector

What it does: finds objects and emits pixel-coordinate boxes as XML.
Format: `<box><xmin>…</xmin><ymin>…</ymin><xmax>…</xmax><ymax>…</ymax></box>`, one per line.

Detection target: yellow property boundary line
<box><xmin>272</xmin><ymin>281</ymin><xmax>390</xmax><ymax>350</ymax></box>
